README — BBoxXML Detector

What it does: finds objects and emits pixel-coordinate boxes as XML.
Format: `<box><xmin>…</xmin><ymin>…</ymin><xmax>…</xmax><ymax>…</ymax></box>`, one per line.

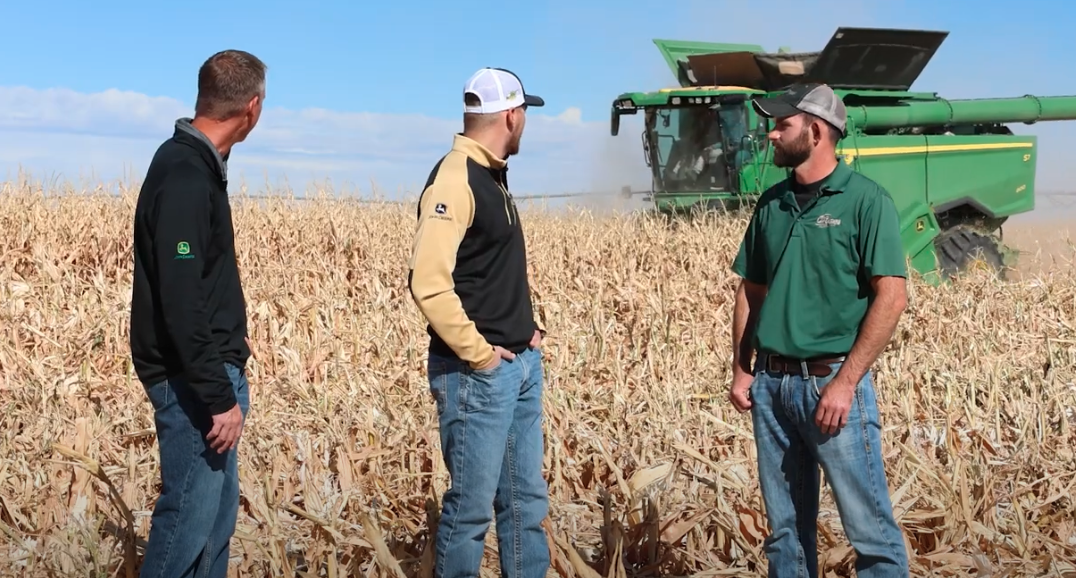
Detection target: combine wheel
<box><xmin>934</xmin><ymin>226</ymin><xmax>1007</xmax><ymax>280</ymax></box>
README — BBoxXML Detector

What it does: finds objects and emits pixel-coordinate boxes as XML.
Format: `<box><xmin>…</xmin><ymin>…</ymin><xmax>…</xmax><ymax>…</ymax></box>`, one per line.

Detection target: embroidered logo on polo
<box><xmin>815</xmin><ymin>214</ymin><xmax>842</xmax><ymax>228</ymax></box>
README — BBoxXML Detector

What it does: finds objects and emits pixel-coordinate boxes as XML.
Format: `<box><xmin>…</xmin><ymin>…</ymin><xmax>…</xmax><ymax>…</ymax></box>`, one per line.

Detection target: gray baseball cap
<box><xmin>752</xmin><ymin>83</ymin><xmax>847</xmax><ymax>137</ymax></box>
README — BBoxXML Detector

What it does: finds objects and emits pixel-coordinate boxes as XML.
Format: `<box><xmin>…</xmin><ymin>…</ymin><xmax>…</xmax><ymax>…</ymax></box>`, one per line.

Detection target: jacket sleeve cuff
<box><xmin>207</xmin><ymin>394</ymin><xmax>238</xmax><ymax>416</ymax></box>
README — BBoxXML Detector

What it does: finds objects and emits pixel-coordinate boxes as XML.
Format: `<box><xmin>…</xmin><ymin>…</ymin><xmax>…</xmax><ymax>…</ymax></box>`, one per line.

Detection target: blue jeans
<box><xmin>749</xmin><ymin>354</ymin><xmax>908</xmax><ymax>578</ymax></box>
<box><xmin>427</xmin><ymin>346</ymin><xmax>550</xmax><ymax>578</ymax></box>
<box><xmin>139</xmin><ymin>363</ymin><xmax>250</xmax><ymax>578</ymax></box>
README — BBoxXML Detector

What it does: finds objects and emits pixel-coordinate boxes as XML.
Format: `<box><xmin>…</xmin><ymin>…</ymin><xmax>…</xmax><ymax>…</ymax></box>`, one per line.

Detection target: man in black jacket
<box><xmin>130</xmin><ymin>49</ymin><xmax>266</xmax><ymax>578</ymax></box>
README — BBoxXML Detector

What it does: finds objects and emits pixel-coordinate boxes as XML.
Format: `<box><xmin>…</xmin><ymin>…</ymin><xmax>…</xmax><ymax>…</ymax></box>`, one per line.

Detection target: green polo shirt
<box><xmin>731</xmin><ymin>160</ymin><xmax>907</xmax><ymax>359</ymax></box>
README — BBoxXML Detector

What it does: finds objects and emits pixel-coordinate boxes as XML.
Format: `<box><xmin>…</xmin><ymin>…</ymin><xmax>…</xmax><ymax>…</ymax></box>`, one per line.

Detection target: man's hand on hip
<box><xmin>530</xmin><ymin>329</ymin><xmax>542</xmax><ymax>349</ymax></box>
<box><xmin>207</xmin><ymin>404</ymin><xmax>244</xmax><ymax>453</ymax></box>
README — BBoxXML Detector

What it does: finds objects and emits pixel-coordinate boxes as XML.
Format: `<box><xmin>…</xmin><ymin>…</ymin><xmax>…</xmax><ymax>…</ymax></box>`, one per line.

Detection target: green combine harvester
<box><xmin>609</xmin><ymin>27</ymin><xmax>1076</xmax><ymax>281</ymax></box>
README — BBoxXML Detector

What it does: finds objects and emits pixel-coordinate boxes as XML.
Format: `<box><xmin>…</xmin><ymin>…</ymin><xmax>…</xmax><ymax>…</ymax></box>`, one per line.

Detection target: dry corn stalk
<box><xmin>0</xmin><ymin>180</ymin><xmax>1073</xmax><ymax>577</ymax></box>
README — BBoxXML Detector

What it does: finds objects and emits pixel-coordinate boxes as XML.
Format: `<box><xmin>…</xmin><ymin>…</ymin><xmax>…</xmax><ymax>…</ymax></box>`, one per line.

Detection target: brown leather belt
<box><xmin>764</xmin><ymin>354</ymin><xmax>845</xmax><ymax>377</ymax></box>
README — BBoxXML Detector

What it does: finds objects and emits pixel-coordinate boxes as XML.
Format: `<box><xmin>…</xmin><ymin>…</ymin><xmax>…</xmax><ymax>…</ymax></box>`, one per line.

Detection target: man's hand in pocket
<box><xmin>475</xmin><ymin>346</ymin><xmax>515</xmax><ymax>371</ymax></box>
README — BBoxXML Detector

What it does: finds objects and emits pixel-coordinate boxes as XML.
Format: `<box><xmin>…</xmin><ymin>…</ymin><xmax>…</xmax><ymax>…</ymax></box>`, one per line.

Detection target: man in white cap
<box><xmin>728</xmin><ymin>82</ymin><xmax>910</xmax><ymax>577</ymax></box>
<box><xmin>408</xmin><ymin>67</ymin><xmax>550</xmax><ymax>578</ymax></box>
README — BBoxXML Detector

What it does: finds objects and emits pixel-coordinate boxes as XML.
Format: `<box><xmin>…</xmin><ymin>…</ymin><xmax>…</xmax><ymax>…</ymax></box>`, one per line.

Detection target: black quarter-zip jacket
<box><xmin>129</xmin><ymin>119</ymin><xmax>249</xmax><ymax>415</ymax></box>
<box><xmin>407</xmin><ymin>134</ymin><xmax>544</xmax><ymax>369</ymax></box>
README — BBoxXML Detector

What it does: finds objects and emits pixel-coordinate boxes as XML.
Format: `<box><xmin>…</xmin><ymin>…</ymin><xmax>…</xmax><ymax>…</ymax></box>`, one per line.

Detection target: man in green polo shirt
<box><xmin>729</xmin><ymin>83</ymin><xmax>910</xmax><ymax>578</ymax></box>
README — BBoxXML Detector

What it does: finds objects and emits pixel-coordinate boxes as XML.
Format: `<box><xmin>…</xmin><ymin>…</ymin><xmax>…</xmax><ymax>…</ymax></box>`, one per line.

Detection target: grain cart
<box><xmin>609</xmin><ymin>27</ymin><xmax>1076</xmax><ymax>280</ymax></box>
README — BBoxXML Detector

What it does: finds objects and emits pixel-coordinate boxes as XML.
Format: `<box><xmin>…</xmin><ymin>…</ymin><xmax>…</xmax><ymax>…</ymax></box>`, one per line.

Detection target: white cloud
<box><xmin>0</xmin><ymin>85</ymin><xmax>654</xmax><ymax>201</ymax></box>
<box><xmin>556</xmin><ymin>107</ymin><xmax>583</xmax><ymax>125</ymax></box>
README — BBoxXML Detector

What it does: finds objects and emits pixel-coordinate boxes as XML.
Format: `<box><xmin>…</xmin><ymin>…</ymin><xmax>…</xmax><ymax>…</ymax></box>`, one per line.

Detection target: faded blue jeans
<box><xmin>750</xmin><ymin>354</ymin><xmax>908</xmax><ymax>578</ymax></box>
<box><xmin>139</xmin><ymin>363</ymin><xmax>250</xmax><ymax>578</ymax></box>
<box><xmin>427</xmin><ymin>346</ymin><xmax>550</xmax><ymax>578</ymax></box>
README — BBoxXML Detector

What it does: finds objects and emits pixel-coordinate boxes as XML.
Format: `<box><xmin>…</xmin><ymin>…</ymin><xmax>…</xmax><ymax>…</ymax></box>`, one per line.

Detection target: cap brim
<box><xmin>524</xmin><ymin>94</ymin><xmax>545</xmax><ymax>107</ymax></box>
<box><xmin>752</xmin><ymin>96</ymin><xmax>801</xmax><ymax>119</ymax></box>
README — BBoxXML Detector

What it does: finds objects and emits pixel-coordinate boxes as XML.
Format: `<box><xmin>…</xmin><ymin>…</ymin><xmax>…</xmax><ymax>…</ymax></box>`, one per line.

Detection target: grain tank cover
<box><xmin>691</xmin><ymin>51</ymin><xmax>820</xmax><ymax>90</ymax></box>
<box><xmin>652</xmin><ymin>39</ymin><xmax>766</xmax><ymax>87</ymax></box>
<box><xmin>803</xmin><ymin>27</ymin><xmax>950</xmax><ymax>90</ymax></box>
<box><xmin>655</xmin><ymin>27</ymin><xmax>949</xmax><ymax>92</ymax></box>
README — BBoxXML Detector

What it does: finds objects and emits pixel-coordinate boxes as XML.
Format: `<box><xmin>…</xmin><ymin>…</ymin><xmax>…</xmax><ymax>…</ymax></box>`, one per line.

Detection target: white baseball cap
<box><xmin>463</xmin><ymin>67</ymin><xmax>545</xmax><ymax>114</ymax></box>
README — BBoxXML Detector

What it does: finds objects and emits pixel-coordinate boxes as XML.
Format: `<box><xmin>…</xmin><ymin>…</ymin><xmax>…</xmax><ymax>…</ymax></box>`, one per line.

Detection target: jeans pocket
<box><xmin>224</xmin><ymin>363</ymin><xmax>250</xmax><ymax>417</ymax></box>
<box><xmin>430</xmin><ymin>383</ymin><xmax>447</xmax><ymax>417</ymax></box>
<box><xmin>470</xmin><ymin>357</ymin><xmax>502</xmax><ymax>379</ymax></box>
<box><xmin>810</xmin><ymin>370</ymin><xmax>838</xmax><ymax>398</ymax></box>
<box><xmin>427</xmin><ymin>360</ymin><xmax>448</xmax><ymax>417</ymax></box>
<box><xmin>460</xmin><ymin>369</ymin><xmax>494</xmax><ymax>413</ymax></box>
<box><xmin>145</xmin><ymin>380</ymin><xmax>172</xmax><ymax>412</ymax></box>
<box><xmin>810</xmin><ymin>363</ymin><xmax>854</xmax><ymax>398</ymax></box>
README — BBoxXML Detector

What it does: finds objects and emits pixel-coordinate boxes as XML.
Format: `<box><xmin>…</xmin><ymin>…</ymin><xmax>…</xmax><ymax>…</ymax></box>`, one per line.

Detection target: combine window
<box><xmin>645</xmin><ymin>103</ymin><xmax>752</xmax><ymax>194</ymax></box>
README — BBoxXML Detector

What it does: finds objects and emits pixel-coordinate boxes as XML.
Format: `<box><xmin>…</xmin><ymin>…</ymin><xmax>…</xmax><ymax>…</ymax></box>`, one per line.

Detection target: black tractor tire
<box><xmin>935</xmin><ymin>226</ymin><xmax>1008</xmax><ymax>280</ymax></box>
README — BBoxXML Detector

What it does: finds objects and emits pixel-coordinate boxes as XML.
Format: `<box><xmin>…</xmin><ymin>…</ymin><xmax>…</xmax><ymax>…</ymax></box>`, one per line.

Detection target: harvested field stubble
<box><xmin>0</xmin><ymin>179</ymin><xmax>1075</xmax><ymax>578</ymax></box>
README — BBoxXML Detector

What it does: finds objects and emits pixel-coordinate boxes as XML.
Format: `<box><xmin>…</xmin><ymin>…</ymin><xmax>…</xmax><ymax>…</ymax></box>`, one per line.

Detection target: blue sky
<box><xmin>1</xmin><ymin>0</ymin><xmax>1074</xmax><ymax>206</ymax></box>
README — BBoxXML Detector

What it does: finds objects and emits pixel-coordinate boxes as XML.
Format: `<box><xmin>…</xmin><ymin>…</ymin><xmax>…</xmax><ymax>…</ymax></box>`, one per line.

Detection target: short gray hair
<box><xmin>194</xmin><ymin>50</ymin><xmax>267</xmax><ymax>120</ymax></box>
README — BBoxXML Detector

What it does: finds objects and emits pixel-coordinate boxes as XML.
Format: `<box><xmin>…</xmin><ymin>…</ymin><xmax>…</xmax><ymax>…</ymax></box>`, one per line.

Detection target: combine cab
<box><xmin>610</xmin><ymin>27</ymin><xmax>1076</xmax><ymax>281</ymax></box>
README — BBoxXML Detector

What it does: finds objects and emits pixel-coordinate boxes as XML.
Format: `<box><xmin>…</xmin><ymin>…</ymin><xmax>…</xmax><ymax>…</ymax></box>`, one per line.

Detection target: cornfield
<box><xmin>1</xmin><ymin>177</ymin><xmax>1074</xmax><ymax>578</ymax></box>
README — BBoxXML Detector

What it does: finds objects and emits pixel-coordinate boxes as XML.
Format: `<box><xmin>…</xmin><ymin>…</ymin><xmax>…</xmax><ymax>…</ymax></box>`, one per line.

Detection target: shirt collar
<box><xmin>780</xmin><ymin>159</ymin><xmax>852</xmax><ymax>208</ymax></box>
<box><xmin>451</xmin><ymin>133</ymin><xmax>507</xmax><ymax>170</ymax></box>
<box><xmin>175</xmin><ymin>118</ymin><xmax>228</xmax><ymax>181</ymax></box>
<box><xmin>816</xmin><ymin>159</ymin><xmax>853</xmax><ymax>194</ymax></box>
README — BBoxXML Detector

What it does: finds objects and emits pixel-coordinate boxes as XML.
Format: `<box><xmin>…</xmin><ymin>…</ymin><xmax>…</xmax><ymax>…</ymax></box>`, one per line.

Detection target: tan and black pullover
<box><xmin>408</xmin><ymin>134</ymin><xmax>544</xmax><ymax>368</ymax></box>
